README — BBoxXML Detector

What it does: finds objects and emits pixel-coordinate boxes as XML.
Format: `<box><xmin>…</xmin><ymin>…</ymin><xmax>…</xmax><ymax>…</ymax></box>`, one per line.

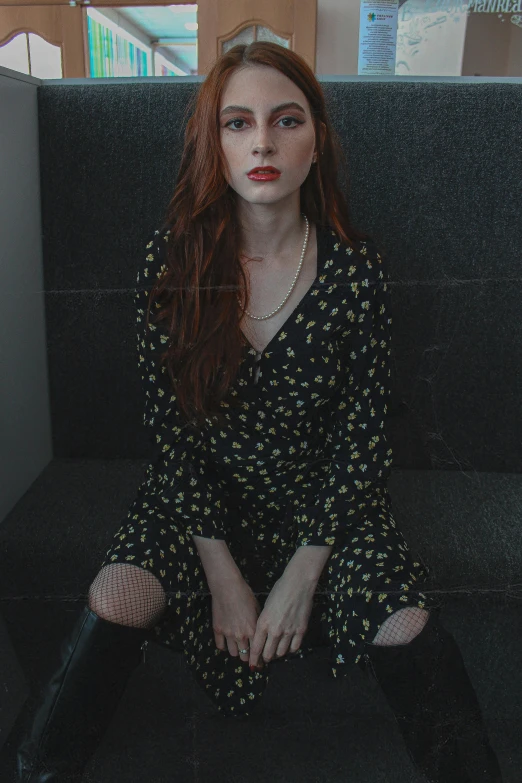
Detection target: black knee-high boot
<box><xmin>16</xmin><ymin>604</ymin><xmax>152</xmax><ymax>782</ymax></box>
<box><xmin>363</xmin><ymin>609</ymin><xmax>503</xmax><ymax>783</ymax></box>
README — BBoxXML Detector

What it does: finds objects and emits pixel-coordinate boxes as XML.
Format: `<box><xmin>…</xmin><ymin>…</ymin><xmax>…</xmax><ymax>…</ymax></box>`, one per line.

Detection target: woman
<box><xmin>17</xmin><ymin>42</ymin><xmax>503</xmax><ymax>782</ymax></box>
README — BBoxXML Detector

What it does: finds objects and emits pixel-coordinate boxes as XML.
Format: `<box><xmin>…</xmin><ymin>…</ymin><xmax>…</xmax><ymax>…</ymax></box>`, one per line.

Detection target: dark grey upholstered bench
<box><xmin>1</xmin><ymin>74</ymin><xmax>520</xmax><ymax>782</ymax></box>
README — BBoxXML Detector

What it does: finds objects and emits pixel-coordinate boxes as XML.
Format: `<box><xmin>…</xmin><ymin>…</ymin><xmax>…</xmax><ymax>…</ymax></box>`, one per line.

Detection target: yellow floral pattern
<box><xmin>100</xmin><ymin>223</ymin><xmax>442</xmax><ymax>719</ymax></box>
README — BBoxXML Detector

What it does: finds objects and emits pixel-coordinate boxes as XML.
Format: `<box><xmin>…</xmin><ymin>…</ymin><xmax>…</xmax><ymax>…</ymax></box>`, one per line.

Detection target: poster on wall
<box><xmin>358</xmin><ymin>0</ymin><xmax>400</xmax><ymax>75</ymax></box>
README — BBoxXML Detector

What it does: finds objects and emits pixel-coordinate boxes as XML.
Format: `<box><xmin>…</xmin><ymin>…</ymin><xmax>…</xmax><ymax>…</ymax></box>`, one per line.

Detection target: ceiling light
<box><xmin>168</xmin><ymin>4</ymin><xmax>198</xmax><ymax>13</ymax></box>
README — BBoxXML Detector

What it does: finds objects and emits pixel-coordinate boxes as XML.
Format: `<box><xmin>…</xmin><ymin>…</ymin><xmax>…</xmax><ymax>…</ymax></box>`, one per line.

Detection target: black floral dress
<box><xmin>100</xmin><ymin>221</ymin><xmax>444</xmax><ymax>719</ymax></box>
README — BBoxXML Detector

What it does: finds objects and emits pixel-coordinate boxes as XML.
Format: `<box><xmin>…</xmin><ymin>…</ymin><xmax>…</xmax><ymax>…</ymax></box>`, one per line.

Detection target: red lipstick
<box><xmin>247</xmin><ymin>166</ymin><xmax>281</xmax><ymax>181</ymax></box>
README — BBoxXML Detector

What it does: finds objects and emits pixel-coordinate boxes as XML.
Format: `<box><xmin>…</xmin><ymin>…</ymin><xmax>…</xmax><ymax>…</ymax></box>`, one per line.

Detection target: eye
<box><xmin>225</xmin><ymin>116</ymin><xmax>303</xmax><ymax>130</ymax></box>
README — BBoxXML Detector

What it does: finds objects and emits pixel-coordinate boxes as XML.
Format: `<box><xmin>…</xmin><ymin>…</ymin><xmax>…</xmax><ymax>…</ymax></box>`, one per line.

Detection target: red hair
<box><xmin>146</xmin><ymin>41</ymin><xmax>372</xmax><ymax>429</ymax></box>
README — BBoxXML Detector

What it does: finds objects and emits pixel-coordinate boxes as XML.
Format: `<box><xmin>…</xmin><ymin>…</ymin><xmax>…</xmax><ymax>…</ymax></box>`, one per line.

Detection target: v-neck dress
<box><xmin>99</xmin><ymin>221</ymin><xmax>444</xmax><ymax>719</ymax></box>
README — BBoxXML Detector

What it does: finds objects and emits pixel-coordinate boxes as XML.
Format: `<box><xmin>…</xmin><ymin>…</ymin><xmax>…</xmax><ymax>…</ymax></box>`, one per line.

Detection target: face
<box><xmin>219</xmin><ymin>65</ymin><xmax>317</xmax><ymax>210</ymax></box>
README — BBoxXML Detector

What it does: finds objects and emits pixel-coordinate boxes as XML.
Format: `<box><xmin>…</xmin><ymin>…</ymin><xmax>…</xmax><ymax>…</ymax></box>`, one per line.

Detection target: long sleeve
<box><xmin>137</xmin><ymin>227</ymin><xmax>228</xmax><ymax>540</ymax></box>
<box><xmin>292</xmin><ymin>239</ymin><xmax>393</xmax><ymax>549</ymax></box>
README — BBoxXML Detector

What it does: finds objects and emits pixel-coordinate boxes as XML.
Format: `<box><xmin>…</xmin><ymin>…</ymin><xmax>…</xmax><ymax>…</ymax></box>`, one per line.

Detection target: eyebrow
<box><xmin>220</xmin><ymin>101</ymin><xmax>306</xmax><ymax>117</ymax></box>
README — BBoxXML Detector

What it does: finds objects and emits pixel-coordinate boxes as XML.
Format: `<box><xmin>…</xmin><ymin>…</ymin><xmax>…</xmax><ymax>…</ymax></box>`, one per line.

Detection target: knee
<box><xmin>88</xmin><ymin>563</ymin><xmax>167</xmax><ymax>629</ymax></box>
<box><xmin>370</xmin><ymin>607</ymin><xmax>430</xmax><ymax>646</ymax></box>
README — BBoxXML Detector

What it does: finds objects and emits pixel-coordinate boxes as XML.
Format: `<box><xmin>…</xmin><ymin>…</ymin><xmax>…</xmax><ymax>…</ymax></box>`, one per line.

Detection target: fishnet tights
<box><xmin>370</xmin><ymin>607</ymin><xmax>430</xmax><ymax>646</ymax></box>
<box><xmin>88</xmin><ymin>563</ymin><xmax>168</xmax><ymax>629</ymax></box>
<box><xmin>88</xmin><ymin>565</ymin><xmax>428</xmax><ymax>643</ymax></box>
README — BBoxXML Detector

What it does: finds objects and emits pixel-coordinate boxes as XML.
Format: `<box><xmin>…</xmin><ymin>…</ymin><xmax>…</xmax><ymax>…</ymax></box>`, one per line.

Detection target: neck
<box><xmin>239</xmin><ymin>214</ymin><xmax>306</xmax><ymax>261</ymax></box>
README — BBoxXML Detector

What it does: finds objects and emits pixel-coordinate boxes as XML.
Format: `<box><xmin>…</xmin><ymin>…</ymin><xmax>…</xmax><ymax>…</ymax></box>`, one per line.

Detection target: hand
<box><xmin>249</xmin><ymin>573</ymin><xmax>315</xmax><ymax>668</ymax></box>
<box><xmin>211</xmin><ymin>577</ymin><xmax>265</xmax><ymax>668</ymax></box>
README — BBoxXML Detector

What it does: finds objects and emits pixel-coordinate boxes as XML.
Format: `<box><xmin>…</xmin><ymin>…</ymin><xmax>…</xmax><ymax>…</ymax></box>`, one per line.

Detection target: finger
<box><xmin>226</xmin><ymin>636</ymin><xmax>239</xmax><ymax>657</ymax></box>
<box><xmin>247</xmin><ymin>633</ymin><xmax>263</xmax><ymax>669</ymax></box>
<box><xmin>273</xmin><ymin>632</ymin><xmax>302</xmax><ymax>661</ymax></box>
<box><xmin>214</xmin><ymin>632</ymin><xmax>226</xmax><ymax>651</ymax></box>
<box><xmin>275</xmin><ymin>636</ymin><xmax>291</xmax><ymax>659</ymax></box>
<box><xmin>225</xmin><ymin>637</ymin><xmax>250</xmax><ymax>662</ymax></box>
<box><xmin>235</xmin><ymin>638</ymin><xmax>251</xmax><ymax>662</ymax></box>
<box><xmin>261</xmin><ymin>634</ymin><xmax>282</xmax><ymax>664</ymax></box>
<box><xmin>249</xmin><ymin>626</ymin><xmax>267</xmax><ymax>668</ymax></box>
<box><xmin>288</xmin><ymin>633</ymin><xmax>304</xmax><ymax>655</ymax></box>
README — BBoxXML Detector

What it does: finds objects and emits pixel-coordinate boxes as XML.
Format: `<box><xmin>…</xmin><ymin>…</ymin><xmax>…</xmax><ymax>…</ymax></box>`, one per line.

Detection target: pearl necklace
<box><xmin>238</xmin><ymin>213</ymin><xmax>310</xmax><ymax>320</ymax></box>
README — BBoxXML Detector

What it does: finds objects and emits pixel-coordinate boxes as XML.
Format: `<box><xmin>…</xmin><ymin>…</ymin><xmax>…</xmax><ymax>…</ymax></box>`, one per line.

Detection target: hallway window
<box><xmin>0</xmin><ymin>32</ymin><xmax>62</xmax><ymax>79</ymax></box>
<box><xmin>87</xmin><ymin>8</ymin><xmax>150</xmax><ymax>78</ymax></box>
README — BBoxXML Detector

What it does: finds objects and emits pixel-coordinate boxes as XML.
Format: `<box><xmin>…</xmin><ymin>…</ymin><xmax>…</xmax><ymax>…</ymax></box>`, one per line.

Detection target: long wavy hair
<box><xmin>146</xmin><ymin>41</ymin><xmax>372</xmax><ymax>430</ymax></box>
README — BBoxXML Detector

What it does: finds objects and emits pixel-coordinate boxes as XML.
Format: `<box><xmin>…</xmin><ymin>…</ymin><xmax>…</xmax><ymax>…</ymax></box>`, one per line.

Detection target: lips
<box><xmin>247</xmin><ymin>167</ymin><xmax>281</xmax><ymax>175</ymax></box>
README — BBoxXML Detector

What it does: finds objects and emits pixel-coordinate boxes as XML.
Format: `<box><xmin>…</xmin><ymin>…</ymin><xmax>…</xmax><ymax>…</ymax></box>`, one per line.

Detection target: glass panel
<box><xmin>154</xmin><ymin>47</ymin><xmax>196</xmax><ymax>77</ymax></box>
<box><xmin>87</xmin><ymin>9</ymin><xmax>150</xmax><ymax>77</ymax></box>
<box><xmin>256</xmin><ymin>26</ymin><xmax>290</xmax><ymax>48</ymax></box>
<box><xmin>28</xmin><ymin>33</ymin><xmax>62</xmax><ymax>79</ymax></box>
<box><xmin>222</xmin><ymin>26</ymin><xmax>255</xmax><ymax>54</ymax></box>
<box><xmin>0</xmin><ymin>33</ymin><xmax>30</xmax><ymax>76</ymax></box>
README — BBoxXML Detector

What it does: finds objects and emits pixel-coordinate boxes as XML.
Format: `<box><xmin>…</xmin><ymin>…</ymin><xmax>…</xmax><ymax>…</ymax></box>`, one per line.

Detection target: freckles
<box><xmin>288</xmin><ymin>138</ymin><xmax>316</xmax><ymax>165</ymax></box>
<box><xmin>297</xmin><ymin>151</ymin><xmax>312</xmax><ymax>165</ymax></box>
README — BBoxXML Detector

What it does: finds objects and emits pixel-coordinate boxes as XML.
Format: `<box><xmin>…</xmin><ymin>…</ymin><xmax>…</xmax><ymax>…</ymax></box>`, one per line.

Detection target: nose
<box><xmin>252</xmin><ymin>127</ymin><xmax>276</xmax><ymax>152</ymax></box>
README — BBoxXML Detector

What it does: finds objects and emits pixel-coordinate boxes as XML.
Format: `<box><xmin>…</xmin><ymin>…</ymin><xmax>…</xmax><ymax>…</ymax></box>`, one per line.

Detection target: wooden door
<box><xmin>196</xmin><ymin>0</ymin><xmax>316</xmax><ymax>75</ymax></box>
<box><xmin>0</xmin><ymin>0</ymin><xmax>317</xmax><ymax>78</ymax></box>
<box><xmin>0</xmin><ymin>3</ymin><xmax>85</xmax><ymax>77</ymax></box>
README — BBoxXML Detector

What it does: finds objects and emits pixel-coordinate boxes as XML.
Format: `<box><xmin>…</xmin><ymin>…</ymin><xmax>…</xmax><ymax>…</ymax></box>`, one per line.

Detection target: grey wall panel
<box><xmin>0</xmin><ymin>65</ymin><xmax>52</xmax><ymax>525</ymax></box>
